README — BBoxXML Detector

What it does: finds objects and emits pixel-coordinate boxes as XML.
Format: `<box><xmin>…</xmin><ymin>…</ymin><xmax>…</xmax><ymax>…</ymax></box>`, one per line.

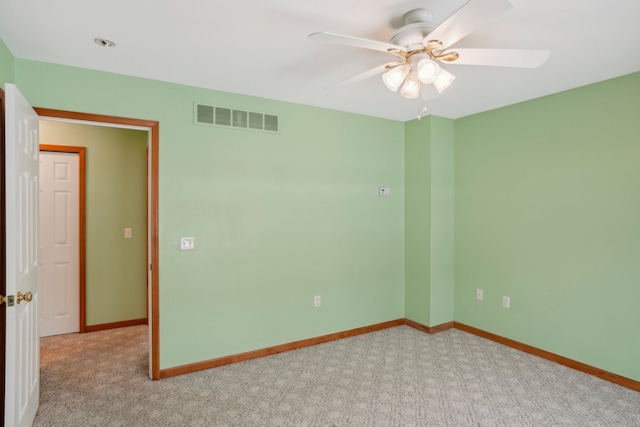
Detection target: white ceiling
<box><xmin>1</xmin><ymin>0</ymin><xmax>639</xmax><ymax>122</ymax></box>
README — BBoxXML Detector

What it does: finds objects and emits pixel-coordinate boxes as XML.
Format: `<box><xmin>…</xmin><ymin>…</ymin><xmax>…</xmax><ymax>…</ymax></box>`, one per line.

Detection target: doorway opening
<box><xmin>39</xmin><ymin>126</ymin><xmax>149</xmax><ymax>335</ymax></box>
<box><xmin>35</xmin><ymin>108</ymin><xmax>160</xmax><ymax>380</ymax></box>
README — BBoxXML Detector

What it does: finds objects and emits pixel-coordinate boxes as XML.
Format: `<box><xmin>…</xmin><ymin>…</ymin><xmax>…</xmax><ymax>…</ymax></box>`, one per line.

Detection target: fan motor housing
<box><xmin>391</xmin><ymin>9</ymin><xmax>436</xmax><ymax>51</ymax></box>
<box><xmin>391</xmin><ymin>23</ymin><xmax>435</xmax><ymax>51</ymax></box>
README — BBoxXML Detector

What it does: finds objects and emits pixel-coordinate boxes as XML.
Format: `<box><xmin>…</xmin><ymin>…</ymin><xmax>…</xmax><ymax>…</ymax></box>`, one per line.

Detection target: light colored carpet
<box><xmin>34</xmin><ymin>325</ymin><xmax>640</xmax><ymax>426</ymax></box>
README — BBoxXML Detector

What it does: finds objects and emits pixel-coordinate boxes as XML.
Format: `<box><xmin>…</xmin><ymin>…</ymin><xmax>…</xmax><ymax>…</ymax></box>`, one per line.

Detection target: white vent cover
<box><xmin>195</xmin><ymin>103</ymin><xmax>279</xmax><ymax>133</ymax></box>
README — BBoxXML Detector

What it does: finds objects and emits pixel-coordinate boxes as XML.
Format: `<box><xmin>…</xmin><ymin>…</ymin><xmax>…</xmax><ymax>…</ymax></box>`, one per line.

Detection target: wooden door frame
<box><xmin>35</xmin><ymin>108</ymin><xmax>161</xmax><ymax>380</ymax></box>
<box><xmin>39</xmin><ymin>145</ymin><xmax>87</xmax><ymax>333</ymax></box>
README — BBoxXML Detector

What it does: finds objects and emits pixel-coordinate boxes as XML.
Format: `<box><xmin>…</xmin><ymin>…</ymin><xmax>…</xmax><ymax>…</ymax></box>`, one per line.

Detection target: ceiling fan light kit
<box><xmin>309</xmin><ymin>0</ymin><xmax>549</xmax><ymax>109</ymax></box>
<box><xmin>384</xmin><ymin>54</ymin><xmax>454</xmax><ymax>99</ymax></box>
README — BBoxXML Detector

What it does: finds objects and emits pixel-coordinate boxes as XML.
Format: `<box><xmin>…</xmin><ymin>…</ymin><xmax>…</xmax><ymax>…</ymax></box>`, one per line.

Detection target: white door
<box><xmin>5</xmin><ymin>83</ymin><xmax>40</xmax><ymax>427</ymax></box>
<box><xmin>39</xmin><ymin>151</ymin><xmax>80</xmax><ymax>337</ymax></box>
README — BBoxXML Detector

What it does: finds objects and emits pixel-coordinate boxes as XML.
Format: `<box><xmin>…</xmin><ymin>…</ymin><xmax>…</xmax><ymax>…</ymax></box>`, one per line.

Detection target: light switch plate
<box><xmin>180</xmin><ymin>237</ymin><xmax>195</xmax><ymax>250</ymax></box>
<box><xmin>124</xmin><ymin>228</ymin><xmax>133</xmax><ymax>239</ymax></box>
<box><xmin>503</xmin><ymin>296</ymin><xmax>510</xmax><ymax>309</ymax></box>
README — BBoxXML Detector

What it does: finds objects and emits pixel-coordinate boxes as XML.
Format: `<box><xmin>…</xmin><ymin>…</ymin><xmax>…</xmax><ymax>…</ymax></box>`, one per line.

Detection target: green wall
<box><xmin>455</xmin><ymin>72</ymin><xmax>640</xmax><ymax>382</ymax></box>
<box><xmin>405</xmin><ymin>116</ymin><xmax>455</xmax><ymax>327</ymax></box>
<box><xmin>5</xmin><ymin>37</ymin><xmax>639</xmax><ymax>383</ymax></box>
<box><xmin>428</xmin><ymin>117</ymin><xmax>455</xmax><ymax>325</ymax></box>
<box><xmin>0</xmin><ymin>38</ymin><xmax>14</xmax><ymax>86</ymax></box>
<box><xmin>15</xmin><ymin>58</ymin><xmax>406</xmax><ymax>368</ymax></box>
<box><xmin>39</xmin><ymin>121</ymin><xmax>148</xmax><ymax>326</ymax></box>
<box><xmin>404</xmin><ymin>118</ymin><xmax>431</xmax><ymax>325</ymax></box>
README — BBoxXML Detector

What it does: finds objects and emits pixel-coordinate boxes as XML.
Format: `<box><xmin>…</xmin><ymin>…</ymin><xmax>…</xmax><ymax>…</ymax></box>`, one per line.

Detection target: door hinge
<box><xmin>149</xmin><ymin>263</ymin><xmax>152</xmax><ymax>271</ymax></box>
<box><xmin>0</xmin><ymin>295</ymin><xmax>15</xmax><ymax>307</ymax></box>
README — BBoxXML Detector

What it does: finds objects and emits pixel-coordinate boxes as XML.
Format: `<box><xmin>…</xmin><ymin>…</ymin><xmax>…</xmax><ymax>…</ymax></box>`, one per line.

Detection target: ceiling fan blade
<box><xmin>325</xmin><ymin>62</ymin><xmax>402</xmax><ymax>89</ymax></box>
<box><xmin>425</xmin><ymin>0</ymin><xmax>514</xmax><ymax>50</ymax></box>
<box><xmin>449</xmin><ymin>48</ymin><xmax>550</xmax><ymax>68</ymax></box>
<box><xmin>309</xmin><ymin>32</ymin><xmax>407</xmax><ymax>56</ymax></box>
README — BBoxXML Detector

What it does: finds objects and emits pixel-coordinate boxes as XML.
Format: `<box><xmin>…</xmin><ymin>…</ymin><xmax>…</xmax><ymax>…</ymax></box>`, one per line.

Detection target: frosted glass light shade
<box><xmin>433</xmin><ymin>68</ymin><xmax>456</xmax><ymax>93</ymax></box>
<box><xmin>382</xmin><ymin>65</ymin><xmax>410</xmax><ymax>92</ymax></box>
<box><xmin>400</xmin><ymin>73</ymin><xmax>420</xmax><ymax>99</ymax></box>
<box><xmin>417</xmin><ymin>58</ymin><xmax>440</xmax><ymax>84</ymax></box>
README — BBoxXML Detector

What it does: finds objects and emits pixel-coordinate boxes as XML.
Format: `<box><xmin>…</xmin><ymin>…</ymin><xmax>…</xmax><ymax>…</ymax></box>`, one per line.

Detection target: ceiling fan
<box><xmin>308</xmin><ymin>0</ymin><xmax>550</xmax><ymax>101</ymax></box>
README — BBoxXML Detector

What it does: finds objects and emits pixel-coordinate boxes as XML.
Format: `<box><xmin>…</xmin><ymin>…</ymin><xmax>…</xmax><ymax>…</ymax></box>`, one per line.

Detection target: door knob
<box><xmin>16</xmin><ymin>291</ymin><xmax>33</xmax><ymax>304</ymax></box>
